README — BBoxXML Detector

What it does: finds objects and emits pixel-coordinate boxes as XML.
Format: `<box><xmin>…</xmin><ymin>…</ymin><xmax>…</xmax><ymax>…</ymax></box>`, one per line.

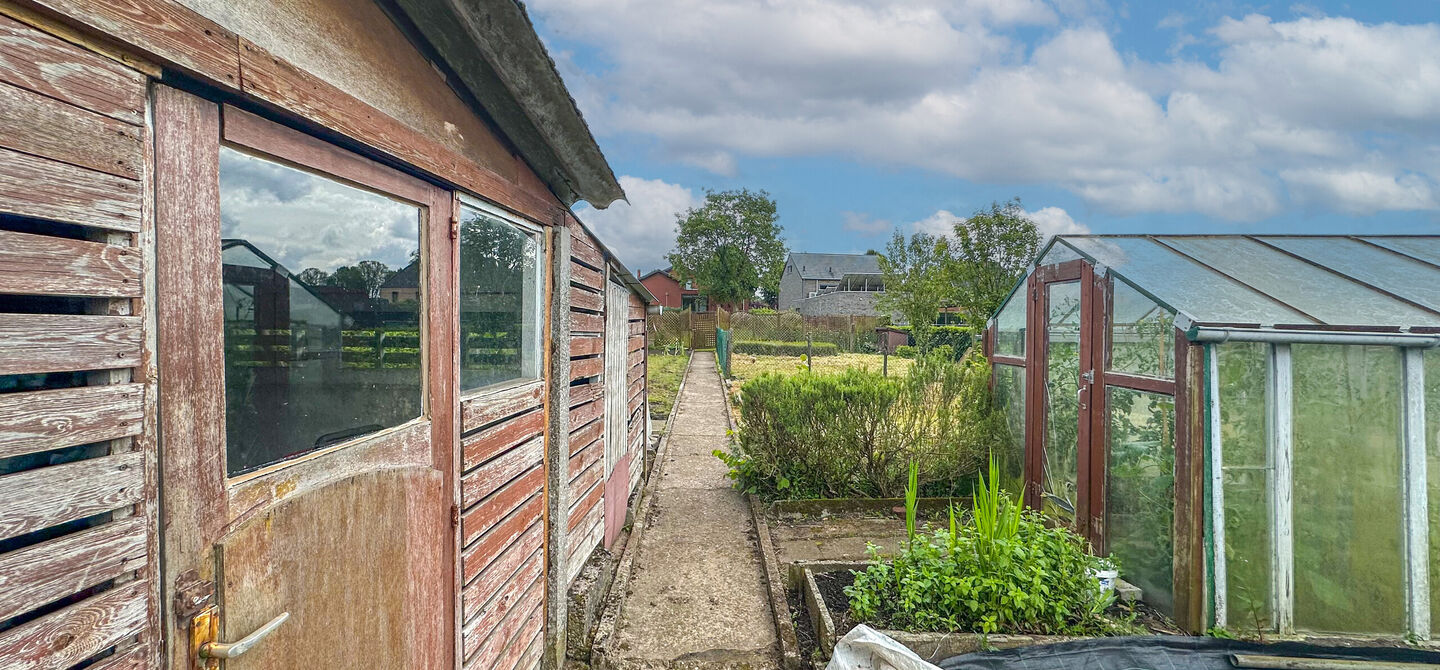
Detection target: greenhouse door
<box><xmin>1025</xmin><ymin>260</ymin><xmax>1103</xmax><ymax>541</ymax></box>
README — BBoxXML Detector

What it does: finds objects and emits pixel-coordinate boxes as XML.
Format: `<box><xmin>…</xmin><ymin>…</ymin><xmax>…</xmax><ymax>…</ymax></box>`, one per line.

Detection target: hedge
<box><xmin>732</xmin><ymin>340</ymin><xmax>840</xmax><ymax>357</ymax></box>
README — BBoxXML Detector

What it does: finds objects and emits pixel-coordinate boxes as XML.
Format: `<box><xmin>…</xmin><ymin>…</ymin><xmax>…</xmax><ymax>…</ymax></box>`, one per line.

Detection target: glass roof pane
<box><xmin>1038</xmin><ymin>240</ymin><xmax>1084</xmax><ymax>266</ymax></box>
<box><xmin>1359</xmin><ymin>237</ymin><xmax>1440</xmax><ymax>268</ymax></box>
<box><xmin>1259</xmin><ymin>237</ymin><xmax>1440</xmax><ymax>315</ymax></box>
<box><xmin>1062</xmin><ymin>237</ymin><xmax>1316</xmax><ymax>326</ymax></box>
<box><xmin>1158</xmin><ymin>237</ymin><xmax>1437</xmax><ymax>327</ymax></box>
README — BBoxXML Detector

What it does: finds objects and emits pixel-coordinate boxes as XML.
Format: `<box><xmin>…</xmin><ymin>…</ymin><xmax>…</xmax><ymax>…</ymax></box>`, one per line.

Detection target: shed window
<box><xmin>458</xmin><ymin>201</ymin><xmax>542</xmax><ymax>392</ymax></box>
<box><xmin>1109</xmin><ymin>280</ymin><xmax>1174</xmax><ymax>379</ymax></box>
<box><xmin>219</xmin><ymin>147</ymin><xmax>423</xmax><ymax>476</ymax></box>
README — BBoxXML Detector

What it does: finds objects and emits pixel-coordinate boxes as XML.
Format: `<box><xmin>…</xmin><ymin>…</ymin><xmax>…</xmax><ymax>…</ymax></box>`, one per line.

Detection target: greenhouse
<box><xmin>984</xmin><ymin>234</ymin><xmax>1440</xmax><ymax>641</ymax></box>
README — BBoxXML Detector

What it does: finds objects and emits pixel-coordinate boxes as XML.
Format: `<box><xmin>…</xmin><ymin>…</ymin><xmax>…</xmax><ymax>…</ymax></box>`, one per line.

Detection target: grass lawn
<box><xmin>647</xmin><ymin>353</ymin><xmax>688</xmax><ymax>420</ymax></box>
<box><xmin>728</xmin><ymin>352</ymin><xmax>914</xmax><ymax>383</ymax></box>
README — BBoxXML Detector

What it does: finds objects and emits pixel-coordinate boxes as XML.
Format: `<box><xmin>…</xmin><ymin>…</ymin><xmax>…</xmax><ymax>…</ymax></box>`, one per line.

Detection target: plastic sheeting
<box><xmin>937</xmin><ymin>635</ymin><xmax>1440</xmax><ymax>669</ymax></box>
<box><xmin>825</xmin><ymin>625</ymin><xmax>940</xmax><ymax>670</ymax></box>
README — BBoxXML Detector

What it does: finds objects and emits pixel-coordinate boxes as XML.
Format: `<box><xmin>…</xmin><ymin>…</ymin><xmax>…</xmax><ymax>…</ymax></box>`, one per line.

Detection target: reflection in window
<box><xmin>1042</xmin><ymin>281</ymin><xmax>1081</xmax><ymax>523</ymax></box>
<box><xmin>994</xmin><ymin>291</ymin><xmax>1026</xmax><ymax>358</ymax></box>
<box><xmin>1106</xmin><ymin>386</ymin><xmax>1175</xmax><ymax>615</ymax></box>
<box><xmin>220</xmin><ymin>147</ymin><xmax>422</xmax><ymax>476</ymax></box>
<box><xmin>993</xmin><ymin>364</ymin><xmax>1026</xmax><ymax>493</ymax></box>
<box><xmin>1109</xmin><ymin>279</ymin><xmax>1174</xmax><ymax>378</ymax></box>
<box><xmin>458</xmin><ymin>204</ymin><xmax>542</xmax><ymax>391</ymax></box>
<box><xmin>1292</xmin><ymin>344</ymin><xmax>1403</xmax><ymax>634</ymax></box>
<box><xmin>1216</xmin><ymin>342</ymin><xmax>1271</xmax><ymax>631</ymax></box>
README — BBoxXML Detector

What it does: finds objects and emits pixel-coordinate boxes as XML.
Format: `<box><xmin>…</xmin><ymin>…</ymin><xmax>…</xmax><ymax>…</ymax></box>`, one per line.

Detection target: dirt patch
<box><xmin>787</xmin><ymin>585</ymin><xmax>820</xmax><ymax>668</ymax></box>
<box><xmin>812</xmin><ymin>569</ymin><xmax>859</xmax><ymax>638</ymax></box>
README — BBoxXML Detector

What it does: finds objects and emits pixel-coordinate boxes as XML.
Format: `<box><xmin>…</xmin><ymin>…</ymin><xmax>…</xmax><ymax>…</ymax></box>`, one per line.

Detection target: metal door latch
<box><xmin>192</xmin><ymin>606</ymin><xmax>290</xmax><ymax>666</ymax></box>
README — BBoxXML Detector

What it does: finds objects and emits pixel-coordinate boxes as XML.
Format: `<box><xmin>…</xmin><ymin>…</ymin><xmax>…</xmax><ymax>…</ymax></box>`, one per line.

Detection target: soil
<box><xmin>786</xmin><ymin>585</ymin><xmax>820</xmax><ymax>668</ymax></box>
<box><xmin>812</xmin><ymin>569</ymin><xmax>860</xmax><ymax>638</ymax></box>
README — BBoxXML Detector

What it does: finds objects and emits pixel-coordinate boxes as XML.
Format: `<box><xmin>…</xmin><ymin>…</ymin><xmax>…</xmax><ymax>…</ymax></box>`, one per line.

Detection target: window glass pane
<box><xmin>1109</xmin><ymin>279</ymin><xmax>1174</xmax><ymax>379</ymax></box>
<box><xmin>995</xmin><ymin>290</ymin><xmax>1026</xmax><ymax>358</ymax></box>
<box><xmin>220</xmin><ymin>147</ymin><xmax>423</xmax><ymax>476</ymax></box>
<box><xmin>458</xmin><ymin>205</ymin><xmax>542</xmax><ymax>391</ymax></box>
<box><xmin>1063</xmin><ymin>237</ymin><xmax>1316</xmax><ymax>328</ymax></box>
<box><xmin>1106</xmin><ymin>386</ymin><xmax>1175</xmax><ymax>615</ymax></box>
<box><xmin>1262</xmin><ymin>237</ymin><xmax>1440</xmax><ymax>319</ymax></box>
<box><xmin>1292</xmin><ymin>344</ymin><xmax>1404</xmax><ymax>634</ymax></box>
<box><xmin>993</xmin><ymin>363</ymin><xmax>1026</xmax><ymax>493</ymax></box>
<box><xmin>1426</xmin><ymin>350</ymin><xmax>1440</xmax><ymax>636</ymax></box>
<box><xmin>1039</xmin><ymin>241</ymin><xmax>1083</xmax><ymax>266</ymax></box>
<box><xmin>1216</xmin><ymin>342</ymin><xmax>1271</xmax><ymax>630</ymax></box>
<box><xmin>1362</xmin><ymin>236</ymin><xmax>1440</xmax><ymax>268</ymax></box>
<box><xmin>1042</xmin><ymin>281</ymin><xmax>1080</xmax><ymax>522</ymax></box>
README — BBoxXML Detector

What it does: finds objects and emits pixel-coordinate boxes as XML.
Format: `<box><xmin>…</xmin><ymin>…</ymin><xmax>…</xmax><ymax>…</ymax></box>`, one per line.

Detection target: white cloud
<box><xmin>572</xmin><ymin>175</ymin><xmax>699</xmax><ymax>273</ymax></box>
<box><xmin>1280</xmin><ymin>167</ymin><xmax>1439</xmax><ymax>214</ymax></box>
<box><xmin>841</xmin><ymin>211</ymin><xmax>891</xmax><ymax>235</ymax></box>
<box><xmin>531</xmin><ymin>1</ymin><xmax>1440</xmax><ymax>222</ymax></box>
<box><xmin>907</xmin><ymin>205</ymin><xmax>1087</xmax><ymax>242</ymax></box>
<box><xmin>909</xmin><ymin>209</ymin><xmax>960</xmax><ymax>237</ymax></box>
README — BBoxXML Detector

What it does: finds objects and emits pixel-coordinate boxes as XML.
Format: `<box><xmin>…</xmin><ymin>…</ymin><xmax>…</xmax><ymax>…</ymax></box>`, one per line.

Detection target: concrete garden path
<box><xmin>609</xmin><ymin>352</ymin><xmax>779</xmax><ymax>668</ymax></box>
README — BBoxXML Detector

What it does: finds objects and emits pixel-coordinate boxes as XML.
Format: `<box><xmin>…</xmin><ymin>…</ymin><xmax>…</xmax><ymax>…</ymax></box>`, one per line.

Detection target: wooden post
<box><xmin>806</xmin><ymin>334</ymin><xmax>813</xmax><ymax>372</ymax></box>
<box><xmin>543</xmin><ymin>226</ymin><xmax>572</xmax><ymax>668</ymax></box>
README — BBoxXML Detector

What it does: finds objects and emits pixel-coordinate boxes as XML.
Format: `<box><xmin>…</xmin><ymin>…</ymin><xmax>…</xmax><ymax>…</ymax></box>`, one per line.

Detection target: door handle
<box><xmin>199</xmin><ymin>612</ymin><xmax>290</xmax><ymax>659</ymax></box>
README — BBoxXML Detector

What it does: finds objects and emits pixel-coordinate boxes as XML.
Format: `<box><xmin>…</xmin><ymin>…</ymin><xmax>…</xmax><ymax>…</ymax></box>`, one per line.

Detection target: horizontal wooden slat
<box><xmin>569</xmin><ymin>285</ymin><xmax>602</xmax><ymax>313</ymax></box>
<box><xmin>86</xmin><ymin>644</ymin><xmax>148</xmax><ymax>670</ymax></box>
<box><xmin>18</xmin><ymin>0</ymin><xmax>240</xmax><ymax>88</ymax></box>
<box><xmin>567</xmin><ymin>505</ymin><xmax>603</xmax><ymax>559</ymax></box>
<box><xmin>568</xmin><ymin>439</ymin><xmax>600</xmax><ymax>480</ymax></box>
<box><xmin>629</xmin><ymin>320</ymin><xmax>645</xmax><ymax>336</ymax></box>
<box><xmin>0</xmin><ymin>578</ymin><xmax>148</xmax><ymax>670</ymax></box>
<box><xmin>569</xmin><ymin>398</ymin><xmax>602</xmax><ymax>428</ymax></box>
<box><xmin>0</xmin><ymin>314</ymin><xmax>142</xmax><ymax>375</ymax></box>
<box><xmin>568</xmin><ymin>380</ymin><xmax>601</xmax><ymax>408</ymax></box>
<box><xmin>462</xmin><ymin>494</ymin><xmax>542</xmax><ymax>584</ymax></box>
<box><xmin>0</xmin><ymin>80</ymin><xmax>142</xmax><ymax>179</ymax></box>
<box><xmin>569</xmin><ymin>356</ymin><xmax>602</xmax><ymax>380</ymax></box>
<box><xmin>0</xmin><ymin>383</ymin><xmax>143</xmax><ymax>459</ymax></box>
<box><xmin>0</xmin><ymin>146</ymin><xmax>141</xmax><ymax>232</ymax></box>
<box><xmin>569</xmin><ymin>420</ymin><xmax>602</xmax><ymax>456</ymax></box>
<box><xmin>461</xmin><ymin>519</ymin><xmax>541</xmax><ymax>622</ymax></box>
<box><xmin>569</xmin><ymin>237</ymin><xmax>603</xmax><ymax>270</ymax></box>
<box><xmin>0</xmin><ymin>14</ymin><xmax>146</xmax><ymax>124</ymax></box>
<box><xmin>628</xmin><ymin>335</ymin><xmax>645</xmax><ymax>352</ymax></box>
<box><xmin>570</xmin><ymin>261</ymin><xmax>602</xmax><ymax>291</ymax></box>
<box><xmin>629</xmin><ymin>305</ymin><xmax>646</xmax><ymax>319</ymax></box>
<box><xmin>0</xmin><ymin>230</ymin><xmax>141</xmax><ymax>297</ymax></box>
<box><xmin>627</xmin><ymin>349</ymin><xmax>644</xmax><ymax>369</ymax></box>
<box><xmin>465</xmin><ymin>572</ymin><xmax>542</xmax><ymax>666</ymax></box>
<box><xmin>459</xmin><ymin>381</ymin><xmax>543</xmax><ymax>433</ymax></box>
<box><xmin>569</xmin><ymin>336</ymin><xmax>603</xmax><ymax>357</ymax></box>
<box><xmin>461</xmin><ymin>436</ymin><xmax>542</xmax><ymax>508</ymax></box>
<box><xmin>497</xmin><ymin>616</ymin><xmax>543</xmax><ymax>670</ymax></box>
<box><xmin>0</xmin><ymin>451</ymin><xmax>142</xmax><ymax>541</ymax></box>
<box><xmin>462</xmin><ymin>411</ymin><xmax>543</xmax><ymax>472</ymax></box>
<box><xmin>0</xmin><ymin>516</ymin><xmax>147</xmax><ymax>621</ymax></box>
<box><xmin>462</xmin><ymin>466</ymin><xmax>543</xmax><ymax>548</ymax></box>
<box><xmin>567</xmin><ymin>475</ymin><xmax>603</xmax><ymax>531</ymax></box>
<box><xmin>570</xmin><ymin>312</ymin><xmax>603</xmax><ymax>334</ymax></box>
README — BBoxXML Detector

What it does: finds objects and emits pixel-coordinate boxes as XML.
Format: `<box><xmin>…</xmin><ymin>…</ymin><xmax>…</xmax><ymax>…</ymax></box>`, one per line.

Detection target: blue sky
<box><xmin>525</xmin><ymin>0</ymin><xmax>1440</xmax><ymax>273</ymax></box>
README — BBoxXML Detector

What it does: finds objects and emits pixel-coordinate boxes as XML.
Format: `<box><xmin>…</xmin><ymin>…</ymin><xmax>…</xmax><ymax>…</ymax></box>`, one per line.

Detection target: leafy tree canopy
<box><xmin>877</xmin><ymin>231</ymin><xmax>953</xmax><ymax>352</ymax></box>
<box><xmin>668</xmin><ymin>188</ymin><xmax>787</xmax><ymax>308</ymax></box>
<box><xmin>949</xmin><ymin>198</ymin><xmax>1040</xmax><ymax>328</ymax></box>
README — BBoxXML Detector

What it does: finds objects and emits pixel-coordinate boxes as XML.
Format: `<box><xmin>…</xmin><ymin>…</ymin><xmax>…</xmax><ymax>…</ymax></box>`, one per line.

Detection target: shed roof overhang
<box><xmin>383</xmin><ymin>0</ymin><xmax>624</xmax><ymax>210</ymax></box>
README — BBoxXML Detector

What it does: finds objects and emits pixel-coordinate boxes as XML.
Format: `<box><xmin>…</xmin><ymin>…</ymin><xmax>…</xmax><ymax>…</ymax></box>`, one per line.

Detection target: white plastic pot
<box><xmin>1091</xmin><ymin>568</ymin><xmax>1118</xmax><ymax>592</ymax></box>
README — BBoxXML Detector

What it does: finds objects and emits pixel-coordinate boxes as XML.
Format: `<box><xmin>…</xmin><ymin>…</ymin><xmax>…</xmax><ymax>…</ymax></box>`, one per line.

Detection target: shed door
<box><xmin>602</xmin><ymin>277</ymin><xmax>631</xmax><ymax>549</ymax></box>
<box><xmin>154</xmin><ymin>89</ymin><xmax>455</xmax><ymax>670</ymax></box>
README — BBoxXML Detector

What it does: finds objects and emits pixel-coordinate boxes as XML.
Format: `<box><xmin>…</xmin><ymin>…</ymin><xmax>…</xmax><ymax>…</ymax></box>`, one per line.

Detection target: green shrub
<box><xmin>719</xmin><ymin>350</ymin><xmax>1007</xmax><ymax>499</ymax></box>
<box><xmin>732</xmin><ymin>340</ymin><xmax>840</xmax><ymax>357</ymax></box>
<box><xmin>890</xmin><ymin>325</ymin><xmax>973</xmax><ymax>358</ymax></box>
<box><xmin>845</xmin><ymin>460</ymin><xmax>1132</xmax><ymax>636</ymax></box>
<box><xmin>894</xmin><ymin>345</ymin><xmax>916</xmax><ymax>359</ymax></box>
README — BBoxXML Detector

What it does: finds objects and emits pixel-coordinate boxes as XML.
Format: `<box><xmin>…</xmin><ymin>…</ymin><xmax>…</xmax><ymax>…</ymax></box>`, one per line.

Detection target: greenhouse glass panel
<box><xmin>1043</xmin><ymin>281</ymin><xmax>1082</xmax><ymax>522</ymax></box>
<box><xmin>1109</xmin><ymin>279</ymin><xmax>1174</xmax><ymax>379</ymax></box>
<box><xmin>993</xmin><ymin>364</ymin><xmax>1026</xmax><ymax>494</ymax></box>
<box><xmin>1106</xmin><ymin>386</ymin><xmax>1175</xmax><ymax>615</ymax></box>
<box><xmin>1427</xmin><ymin>350</ymin><xmax>1440</xmax><ymax>636</ymax></box>
<box><xmin>1361</xmin><ymin>236</ymin><xmax>1440</xmax><ymax>268</ymax></box>
<box><xmin>1291</xmin><ymin>344</ymin><xmax>1405</xmax><ymax>634</ymax></box>
<box><xmin>995</xmin><ymin>292</ymin><xmax>1027</xmax><ymax>358</ymax></box>
<box><xmin>1063</xmin><ymin>237</ymin><xmax>1316</xmax><ymax>327</ymax></box>
<box><xmin>1262</xmin><ymin>238</ymin><xmax>1440</xmax><ymax>318</ymax></box>
<box><xmin>1039</xmin><ymin>241</ymin><xmax>1084</xmax><ymax>266</ymax></box>
<box><xmin>1216</xmin><ymin>342</ymin><xmax>1271</xmax><ymax>630</ymax></box>
<box><xmin>1158</xmin><ymin>237</ymin><xmax>1436</xmax><ymax>327</ymax></box>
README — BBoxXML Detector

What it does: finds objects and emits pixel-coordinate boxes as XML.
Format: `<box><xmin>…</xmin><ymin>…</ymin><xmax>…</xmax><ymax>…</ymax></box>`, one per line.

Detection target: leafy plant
<box><xmin>845</xmin><ymin>460</ymin><xmax>1134</xmax><ymax>636</ymax></box>
<box><xmin>733</xmin><ymin>340</ymin><xmax>840</xmax><ymax>357</ymax></box>
<box><xmin>904</xmin><ymin>460</ymin><xmax>919</xmax><ymax>542</ymax></box>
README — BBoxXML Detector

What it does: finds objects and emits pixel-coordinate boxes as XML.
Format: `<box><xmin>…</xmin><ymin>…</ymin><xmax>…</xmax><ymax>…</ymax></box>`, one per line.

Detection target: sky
<box><xmin>525</xmin><ymin>0</ymin><xmax>1440</xmax><ymax>274</ymax></box>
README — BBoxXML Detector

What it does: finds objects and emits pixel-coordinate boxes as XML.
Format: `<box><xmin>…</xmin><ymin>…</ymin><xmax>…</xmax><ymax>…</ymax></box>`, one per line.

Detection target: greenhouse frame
<box><xmin>983</xmin><ymin>234</ymin><xmax>1440</xmax><ymax>641</ymax></box>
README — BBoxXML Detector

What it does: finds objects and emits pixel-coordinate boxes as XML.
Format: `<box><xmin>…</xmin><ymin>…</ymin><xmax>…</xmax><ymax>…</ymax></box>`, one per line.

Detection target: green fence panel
<box><xmin>716</xmin><ymin>327</ymin><xmax>731</xmax><ymax>377</ymax></box>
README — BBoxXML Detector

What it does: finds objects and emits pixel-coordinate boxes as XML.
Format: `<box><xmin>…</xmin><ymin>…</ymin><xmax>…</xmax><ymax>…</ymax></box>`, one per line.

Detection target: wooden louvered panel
<box><xmin>0</xmin><ymin>314</ymin><xmax>143</xmax><ymax>375</ymax></box>
<box><xmin>0</xmin><ymin>516</ymin><xmax>148</xmax><ymax>621</ymax></box>
<box><xmin>0</xmin><ymin>383</ymin><xmax>144</xmax><ymax>460</ymax></box>
<box><xmin>0</xmin><ymin>147</ymin><xmax>143</xmax><ymax>232</ymax></box>
<box><xmin>0</xmin><ymin>81</ymin><xmax>143</xmax><ymax>179</ymax></box>
<box><xmin>0</xmin><ymin>451</ymin><xmax>143</xmax><ymax>542</ymax></box>
<box><xmin>0</xmin><ymin>579</ymin><xmax>149</xmax><ymax>670</ymax></box>
<box><xmin>0</xmin><ymin>230</ymin><xmax>142</xmax><ymax>297</ymax></box>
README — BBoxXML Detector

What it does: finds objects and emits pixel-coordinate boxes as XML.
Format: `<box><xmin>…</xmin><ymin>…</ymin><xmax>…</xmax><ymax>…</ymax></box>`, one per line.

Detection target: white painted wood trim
<box><xmin>1267</xmin><ymin>343</ymin><xmax>1294</xmax><ymax>634</ymax></box>
<box><xmin>1208</xmin><ymin>344</ymin><xmax>1228</xmax><ymax>629</ymax></box>
<box><xmin>1402</xmin><ymin>347</ymin><xmax>1430</xmax><ymax>639</ymax></box>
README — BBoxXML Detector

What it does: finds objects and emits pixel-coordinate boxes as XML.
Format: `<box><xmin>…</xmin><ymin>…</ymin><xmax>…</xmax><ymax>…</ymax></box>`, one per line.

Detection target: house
<box><xmin>639</xmin><ymin>266</ymin><xmax>703</xmax><ymax>310</ymax></box>
<box><xmin>985</xmin><ymin>233</ymin><xmax>1440</xmax><ymax>639</ymax></box>
<box><xmin>778</xmin><ymin>252</ymin><xmax>884</xmax><ymax>315</ymax></box>
<box><xmin>0</xmin><ymin>2</ymin><xmax>655</xmax><ymax>669</ymax></box>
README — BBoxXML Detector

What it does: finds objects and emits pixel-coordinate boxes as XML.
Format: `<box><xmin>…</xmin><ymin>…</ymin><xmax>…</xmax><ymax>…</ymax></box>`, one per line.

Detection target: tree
<box><xmin>354</xmin><ymin>260</ymin><xmax>395</xmax><ymax>299</ymax></box>
<box><xmin>949</xmin><ymin>199</ymin><xmax>1039</xmax><ymax>330</ymax></box>
<box><xmin>668</xmin><ymin>189</ymin><xmax>786</xmax><ymax>309</ymax></box>
<box><xmin>326</xmin><ymin>265</ymin><xmax>368</xmax><ymax>293</ymax></box>
<box><xmin>876</xmin><ymin>231</ymin><xmax>953</xmax><ymax>352</ymax></box>
<box><xmin>296</xmin><ymin>267</ymin><xmax>329</xmax><ymax>286</ymax></box>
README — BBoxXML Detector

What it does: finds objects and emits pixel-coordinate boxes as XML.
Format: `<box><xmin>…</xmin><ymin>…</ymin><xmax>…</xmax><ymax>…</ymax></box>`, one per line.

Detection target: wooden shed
<box><xmin>0</xmin><ymin>1</ymin><xmax>654</xmax><ymax>668</ymax></box>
